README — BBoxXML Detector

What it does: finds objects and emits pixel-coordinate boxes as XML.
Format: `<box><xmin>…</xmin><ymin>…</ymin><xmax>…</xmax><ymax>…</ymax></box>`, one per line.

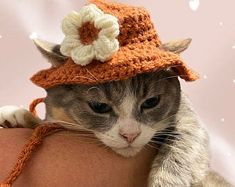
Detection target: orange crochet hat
<box><xmin>31</xmin><ymin>0</ymin><xmax>199</xmax><ymax>89</ymax></box>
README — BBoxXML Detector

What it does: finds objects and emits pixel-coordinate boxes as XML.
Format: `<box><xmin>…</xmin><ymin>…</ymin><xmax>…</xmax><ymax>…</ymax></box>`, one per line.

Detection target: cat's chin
<box><xmin>112</xmin><ymin>146</ymin><xmax>142</xmax><ymax>157</ymax></box>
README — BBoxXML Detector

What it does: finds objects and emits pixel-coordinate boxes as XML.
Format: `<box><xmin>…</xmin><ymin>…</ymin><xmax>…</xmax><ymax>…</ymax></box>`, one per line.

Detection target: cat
<box><xmin>0</xmin><ymin>40</ymin><xmax>232</xmax><ymax>187</ymax></box>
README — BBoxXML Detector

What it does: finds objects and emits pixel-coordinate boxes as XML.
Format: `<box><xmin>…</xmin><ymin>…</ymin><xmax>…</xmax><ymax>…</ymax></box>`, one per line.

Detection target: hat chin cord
<box><xmin>0</xmin><ymin>98</ymin><xmax>64</xmax><ymax>187</ymax></box>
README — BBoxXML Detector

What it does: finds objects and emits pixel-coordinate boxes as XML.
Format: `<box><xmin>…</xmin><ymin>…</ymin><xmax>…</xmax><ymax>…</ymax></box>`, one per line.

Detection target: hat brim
<box><xmin>31</xmin><ymin>42</ymin><xmax>199</xmax><ymax>89</ymax></box>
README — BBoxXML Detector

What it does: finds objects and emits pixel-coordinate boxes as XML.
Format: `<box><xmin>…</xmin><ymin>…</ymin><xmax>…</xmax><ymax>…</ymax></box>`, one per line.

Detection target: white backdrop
<box><xmin>0</xmin><ymin>0</ymin><xmax>234</xmax><ymax>184</ymax></box>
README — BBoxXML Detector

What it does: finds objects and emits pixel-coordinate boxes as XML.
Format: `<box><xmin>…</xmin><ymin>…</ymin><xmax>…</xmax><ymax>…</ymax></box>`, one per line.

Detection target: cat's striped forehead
<box><xmin>84</xmin><ymin>70</ymin><xmax>174</xmax><ymax>104</ymax></box>
<box><xmin>45</xmin><ymin>70</ymin><xmax>181</xmax><ymax>158</ymax></box>
<box><xmin>45</xmin><ymin>70</ymin><xmax>181</xmax><ymax>132</ymax></box>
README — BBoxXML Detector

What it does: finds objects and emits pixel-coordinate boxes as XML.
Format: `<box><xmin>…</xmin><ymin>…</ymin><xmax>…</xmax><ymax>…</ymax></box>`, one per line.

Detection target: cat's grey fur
<box><xmin>45</xmin><ymin>70</ymin><xmax>181</xmax><ymax>132</ymax></box>
<box><xmin>0</xmin><ymin>40</ymin><xmax>232</xmax><ymax>186</ymax></box>
<box><xmin>43</xmin><ymin>70</ymin><xmax>231</xmax><ymax>186</ymax></box>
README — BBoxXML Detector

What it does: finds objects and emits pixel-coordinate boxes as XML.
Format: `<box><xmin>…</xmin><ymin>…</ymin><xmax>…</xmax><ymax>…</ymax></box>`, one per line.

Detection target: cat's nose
<box><xmin>119</xmin><ymin>132</ymin><xmax>141</xmax><ymax>144</ymax></box>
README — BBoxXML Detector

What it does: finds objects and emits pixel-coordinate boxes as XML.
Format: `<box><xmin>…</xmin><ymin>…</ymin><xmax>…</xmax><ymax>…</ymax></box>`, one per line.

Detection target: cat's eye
<box><xmin>88</xmin><ymin>101</ymin><xmax>112</xmax><ymax>114</ymax></box>
<box><xmin>141</xmin><ymin>96</ymin><xmax>160</xmax><ymax>110</ymax></box>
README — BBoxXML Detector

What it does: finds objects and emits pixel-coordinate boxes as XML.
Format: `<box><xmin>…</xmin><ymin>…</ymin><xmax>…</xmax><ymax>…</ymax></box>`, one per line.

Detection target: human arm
<box><xmin>0</xmin><ymin>128</ymin><xmax>156</xmax><ymax>187</ymax></box>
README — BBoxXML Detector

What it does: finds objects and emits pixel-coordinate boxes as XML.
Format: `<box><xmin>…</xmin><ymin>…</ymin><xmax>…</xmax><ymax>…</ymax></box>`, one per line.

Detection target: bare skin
<box><xmin>0</xmin><ymin>128</ymin><xmax>157</xmax><ymax>187</ymax></box>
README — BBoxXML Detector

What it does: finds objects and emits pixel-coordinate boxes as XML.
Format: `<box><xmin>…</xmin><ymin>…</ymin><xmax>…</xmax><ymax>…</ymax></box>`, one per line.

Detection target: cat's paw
<box><xmin>148</xmin><ymin>178</ymin><xmax>187</xmax><ymax>187</ymax></box>
<box><xmin>0</xmin><ymin>106</ymin><xmax>41</xmax><ymax>128</ymax></box>
<box><xmin>148</xmin><ymin>169</ymin><xmax>191</xmax><ymax>187</ymax></box>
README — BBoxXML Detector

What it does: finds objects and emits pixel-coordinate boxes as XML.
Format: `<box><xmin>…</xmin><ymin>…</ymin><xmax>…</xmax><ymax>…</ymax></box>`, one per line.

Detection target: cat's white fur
<box><xmin>95</xmin><ymin>94</ymin><xmax>156</xmax><ymax>157</ymax></box>
<box><xmin>0</xmin><ymin>94</ymin><xmax>232</xmax><ymax>186</ymax></box>
<box><xmin>0</xmin><ymin>96</ymin><xmax>155</xmax><ymax>158</ymax></box>
<box><xmin>0</xmin><ymin>106</ymin><xmax>29</xmax><ymax>127</ymax></box>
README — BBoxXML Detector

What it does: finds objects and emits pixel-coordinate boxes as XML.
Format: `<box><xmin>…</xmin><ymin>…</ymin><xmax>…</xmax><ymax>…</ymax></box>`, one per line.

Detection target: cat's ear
<box><xmin>33</xmin><ymin>39</ymin><xmax>68</xmax><ymax>67</ymax></box>
<box><xmin>160</xmin><ymin>38</ymin><xmax>192</xmax><ymax>54</ymax></box>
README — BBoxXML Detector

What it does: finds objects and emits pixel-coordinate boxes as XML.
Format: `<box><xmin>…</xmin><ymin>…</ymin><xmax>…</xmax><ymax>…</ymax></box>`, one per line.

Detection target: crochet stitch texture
<box><xmin>0</xmin><ymin>124</ymin><xmax>64</xmax><ymax>187</ymax></box>
<box><xmin>60</xmin><ymin>3</ymin><xmax>120</xmax><ymax>66</ymax></box>
<box><xmin>0</xmin><ymin>1</ymin><xmax>200</xmax><ymax>186</ymax></box>
<box><xmin>31</xmin><ymin>0</ymin><xmax>198</xmax><ymax>89</ymax></box>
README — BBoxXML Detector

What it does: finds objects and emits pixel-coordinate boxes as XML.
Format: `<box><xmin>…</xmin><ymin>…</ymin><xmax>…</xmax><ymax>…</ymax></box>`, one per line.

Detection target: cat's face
<box><xmin>45</xmin><ymin>70</ymin><xmax>181</xmax><ymax>157</ymax></box>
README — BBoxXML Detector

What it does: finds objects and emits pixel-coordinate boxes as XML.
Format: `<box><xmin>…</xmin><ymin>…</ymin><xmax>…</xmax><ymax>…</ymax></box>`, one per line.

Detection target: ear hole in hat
<box><xmin>160</xmin><ymin>38</ymin><xmax>192</xmax><ymax>54</ymax></box>
<box><xmin>33</xmin><ymin>39</ymin><xmax>68</xmax><ymax>67</ymax></box>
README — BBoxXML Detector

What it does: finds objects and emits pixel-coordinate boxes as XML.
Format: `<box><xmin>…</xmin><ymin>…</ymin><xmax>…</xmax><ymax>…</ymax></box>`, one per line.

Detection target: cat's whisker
<box><xmin>149</xmin><ymin>140</ymin><xmax>204</xmax><ymax>159</ymax></box>
<box><xmin>156</xmin><ymin>75</ymin><xmax>182</xmax><ymax>83</ymax></box>
<box><xmin>87</xmin><ymin>86</ymin><xmax>102</xmax><ymax>94</ymax></box>
<box><xmin>154</xmin><ymin>122</ymin><xmax>177</xmax><ymax>128</ymax></box>
<box><xmin>55</xmin><ymin>132</ymin><xmax>106</xmax><ymax>146</ymax></box>
<box><xmin>147</xmin><ymin>140</ymin><xmax>189</xmax><ymax>154</ymax></box>
<box><xmin>145</xmin><ymin>143</ymin><xmax>161</xmax><ymax>151</ymax></box>
<box><xmin>57</xmin><ymin>121</ymin><xmax>118</xmax><ymax>142</ymax></box>
<box><xmin>144</xmin><ymin>65</ymin><xmax>190</xmax><ymax>84</ymax></box>
<box><xmin>168</xmin><ymin>64</ymin><xmax>189</xmax><ymax>70</ymax></box>
<box><xmin>46</xmin><ymin>119</ymin><xmax>95</xmax><ymax>132</ymax></box>
<box><xmin>153</xmin><ymin>133</ymin><xmax>181</xmax><ymax>139</ymax></box>
<box><xmin>85</xmin><ymin>68</ymin><xmax>98</xmax><ymax>81</ymax></box>
<box><xmin>50</xmin><ymin>120</ymin><xmax>115</xmax><ymax>141</ymax></box>
<box><xmin>153</xmin><ymin>128</ymin><xmax>199</xmax><ymax>141</ymax></box>
<box><xmin>72</xmin><ymin>75</ymin><xmax>98</xmax><ymax>82</ymax></box>
<box><xmin>50</xmin><ymin>120</ymin><xmax>122</xmax><ymax>143</ymax></box>
<box><xmin>142</xmin><ymin>145</ymin><xmax>149</xmax><ymax>151</ymax></box>
<box><xmin>150</xmin><ymin>113</ymin><xmax>179</xmax><ymax>126</ymax></box>
<box><xmin>102</xmin><ymin>144</ymin><xmax>112</xmax><ymax>151</ymax></box>
<box><xmin>43</xmin><ymin>120</ymin><xmax>119</xmax><ymax>142</ymax></box>
<box><xmin>152</xmin><ymin>136</ymin><xmax>183</xmax><ymax>143</ymax></box>
<box><xmin>95</xmin><ymin>132</ymin><xmax>120</xmax><ymax>143</ymax></box>
<box><xmin>149</xmin><ymin>138</ymin><xmax>194</xmax><ymax>150</ymax></box>
<box><xmin>150</xmin><ymin>122</ymin><xmax>175</xmax><ymax>131</ymax></box>
<box><xmin>154</xmin><ymin>133</ymin><xmax>179</xmax><ymax>138</ymax></box>
<box><xmin>153</xmin><ymin>110</ymin><xmax>194</xmax><ymax>126</ymax></box>
<box><xmin>58</xmin><ymin>132</ymin><xmax>97</xmax><ymax>139</ymax></box>
<box><xmin>149</xmin><ymin>114</ymin><xmax>198</xmax><ymax>134</ymax></box>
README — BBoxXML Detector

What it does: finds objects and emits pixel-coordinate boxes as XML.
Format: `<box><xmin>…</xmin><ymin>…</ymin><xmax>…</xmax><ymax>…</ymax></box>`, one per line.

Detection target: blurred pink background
<box><xmin>0</xmin><ymin>0</ymin><xmax>234</xmax><ymax>184</ymax></box>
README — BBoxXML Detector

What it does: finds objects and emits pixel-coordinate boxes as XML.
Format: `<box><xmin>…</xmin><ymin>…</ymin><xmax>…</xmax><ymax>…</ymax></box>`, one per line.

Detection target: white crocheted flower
<box><xmin>60</xmin><ymin>4</ymin><xmax>120</xmax><ymax>66</ymax></box>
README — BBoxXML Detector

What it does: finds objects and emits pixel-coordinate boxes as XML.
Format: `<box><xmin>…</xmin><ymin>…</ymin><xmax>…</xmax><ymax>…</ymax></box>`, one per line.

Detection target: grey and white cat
<box><xmin>0</xmin><ymin>39</ymin><xmax>232</xmax><ymax>187</ymax></box>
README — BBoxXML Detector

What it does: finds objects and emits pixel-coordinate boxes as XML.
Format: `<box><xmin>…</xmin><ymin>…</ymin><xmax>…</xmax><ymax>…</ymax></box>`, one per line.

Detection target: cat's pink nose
<box><xmin>119</xmin><ymin>132</ymin><xmax>141</xmax><ymax>144</ymax></box>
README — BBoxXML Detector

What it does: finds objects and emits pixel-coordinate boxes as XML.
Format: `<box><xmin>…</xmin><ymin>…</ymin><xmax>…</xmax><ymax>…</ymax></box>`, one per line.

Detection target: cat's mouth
<box><xmin>118</xmin><ymin>145</ymin><xmax>132</xmax><ymax>149</ymax></box>
<box><xmin>112</xmin><ymin>145</ymin><xmax>142</xmax><ymax>157</ymax></box>
<box><xmin>94</xmin><ymin>132</ymin><xmax>144</xmax><ymax>157</ymax></box>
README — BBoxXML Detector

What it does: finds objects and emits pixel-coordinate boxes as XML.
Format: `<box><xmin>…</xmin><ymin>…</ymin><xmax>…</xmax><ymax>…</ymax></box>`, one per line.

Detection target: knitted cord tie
<box><xmin>0</xmin><ymin>124</ymin><xmax>64</xmax><ymax>186</ymax></box>
<box><xmin>29</xmin><ymin>97</ymin><xmax>45</xmax><ymax>116</ymax></box>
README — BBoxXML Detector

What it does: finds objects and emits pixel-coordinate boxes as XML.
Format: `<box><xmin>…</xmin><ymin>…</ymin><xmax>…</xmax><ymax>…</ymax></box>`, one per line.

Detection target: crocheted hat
<box><xmin>31</xmin><ymin>0</ymin><xmax>199</xmax><ymax>89</ymax></box>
